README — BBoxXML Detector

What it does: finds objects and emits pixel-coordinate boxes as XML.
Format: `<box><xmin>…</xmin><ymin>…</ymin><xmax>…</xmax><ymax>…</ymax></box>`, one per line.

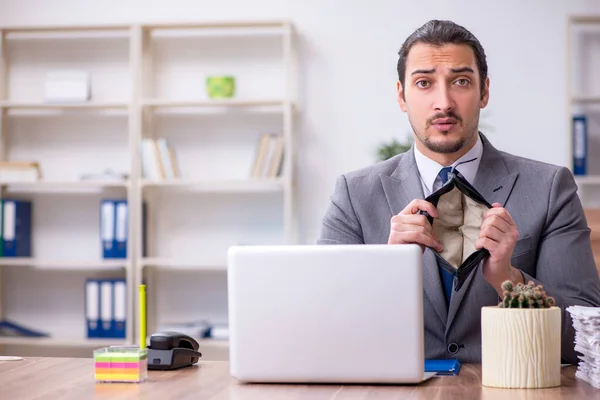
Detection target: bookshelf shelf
<box><xmin>140</xmin><ymin>257</ymin><xmax>226</xmax><ymax>270</ymax></box>
<box><xmin>0</xmin><ymin>336</ymin><xmax>127</xmax><ymax>347</ymax></box>
<box><xmin>0</xmin><ymin>101</ymin><xmax>129</xmax><ymax>110</ymax></box>
<box><xmin>3</xmin><ymin>24</ymin><xmax>131</xmax><ymax>35</ymax></box>
<box><xmin>575</xmin><ymin>175</ymin><xmax>600</xmax><ymax>185</ymax></box>
<box><xmin>142</xmin><ymin>98</ymin><xmax>287</xmax><ymax>109</ymax></box>
<box><xmin>1</xmin><ymin>181</ymin><xmax>129</xmax><ymax>195</ymax></box>
<box><xmin>140</xmin><ymin>178</ymin><xmax>284</xmax><ymax>193</ymax></box>
<box><xmin>571</xmin><ymin>96</ymin><xmax>600</xmax><ymax>104</ymax></box>
<box><xmin>145</xmin><ymin>20</ymin><xmax>288</xmax><ymax>31</ymax></box>
<box><xmin>571</xmin><ymin>96</ymin><xmax>600</xmax><ymax>105</ymax></box>
<box><xmin>197</xmin><ymin>338</ymin><xmax>229</xmax><ymax>349</ymax></box>
<box><xmin>0</xmin><ymin>20</ymin><xmax>296</xmax><ymax>359</ymax></box>
<box><xmin>0</xmin><ymin>258</ymin><xmax>127</xmax><ymax>270</ymax></box>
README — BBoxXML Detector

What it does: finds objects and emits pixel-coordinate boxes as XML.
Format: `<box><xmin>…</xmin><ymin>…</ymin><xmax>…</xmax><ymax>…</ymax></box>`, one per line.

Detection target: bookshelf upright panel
<box><xmin>0</xmin><ymin>25</ymin><xmax>135</xmax><ymax>353</ymax></box>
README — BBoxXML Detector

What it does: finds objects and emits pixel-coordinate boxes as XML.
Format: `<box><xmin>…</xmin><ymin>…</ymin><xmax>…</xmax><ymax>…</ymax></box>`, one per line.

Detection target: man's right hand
<box><xmin>387</xmin><ymin>199</ymin><xmax>444</xmax><ymax>253</ymax></box>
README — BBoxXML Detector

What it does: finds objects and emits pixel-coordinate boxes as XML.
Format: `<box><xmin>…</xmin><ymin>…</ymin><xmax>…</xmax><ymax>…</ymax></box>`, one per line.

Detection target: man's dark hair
<box><xmin>397</xmin><ymin>20</ymin><xmax>488</xmax><ymax>98</ymax></box>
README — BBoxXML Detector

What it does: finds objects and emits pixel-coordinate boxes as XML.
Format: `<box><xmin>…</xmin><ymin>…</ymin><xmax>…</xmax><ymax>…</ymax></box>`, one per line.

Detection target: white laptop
<box><xmin>226</xmin><ymin>244</ymin><xmax>435</xmax><ymax>384</ymax></box>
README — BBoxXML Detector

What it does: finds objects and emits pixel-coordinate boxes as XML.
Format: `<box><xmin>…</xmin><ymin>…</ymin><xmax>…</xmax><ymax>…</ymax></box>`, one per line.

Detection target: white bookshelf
<box><xmin>566</xmin><ymin>16</ymin><xmax>600</xmax><ymax>208</ymax></box>
<box><xmin>0</xmin><ymin>20</ymin><xmax>296</xmax><ymax>360</ymax></box>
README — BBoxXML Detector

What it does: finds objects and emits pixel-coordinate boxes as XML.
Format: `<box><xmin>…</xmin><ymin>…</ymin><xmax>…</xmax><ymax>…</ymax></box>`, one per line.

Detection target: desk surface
<box><xmin>1</xmin><ymin>357</ymin><xmax>599</xmax><ymax>400</ymax></box>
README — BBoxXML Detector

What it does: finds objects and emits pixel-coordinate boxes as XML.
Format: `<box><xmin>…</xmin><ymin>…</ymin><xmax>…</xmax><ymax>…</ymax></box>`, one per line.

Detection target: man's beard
<box><xmin>409</xmin><ymin>110</ymin><xmax>478</xmax><ymax>154</ymax></box>
<box><xmin>419</xmin><ymin>133</ymin><xmax>470</xmax><ymax>154</ymax></box>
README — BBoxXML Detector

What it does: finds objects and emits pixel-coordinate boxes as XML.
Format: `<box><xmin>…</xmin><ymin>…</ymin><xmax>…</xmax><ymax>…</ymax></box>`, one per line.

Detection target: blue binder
<box><xmin>2</xmin><ymin>199</ymin><xmax>32</xmax><ymax>257</ymax></box>
<box><xmin>0</xmin><ymin>199</ymin><xmax>4</xmax><ymax>258</ymax></box>
<box><xmin>573</xmin><ymin>115</ymin><xmax>588</xmax><ymax>176</ymax></box>
<box><xmin>99</xmin><ymin>279</ymin><xmax>113</xmax><ymax>337</ymax></box>
<box><xmin>85</xmin><ymin>279</ymin><xmax>102</xmax><ymax>338</ymax></box>
<box><xmin>114</xmin><ymin>201</ymin><xmax>128</xmax><ymax>259</ymax></box>
<box><xmin>111</xmin><ymin>278</ymin><xmax>127</xmax><ymax>339</ymax></box>
<box><xmin>100</xmin><ymin>200</ymin><xmax>116</xmax><ymax>258</ymax></box>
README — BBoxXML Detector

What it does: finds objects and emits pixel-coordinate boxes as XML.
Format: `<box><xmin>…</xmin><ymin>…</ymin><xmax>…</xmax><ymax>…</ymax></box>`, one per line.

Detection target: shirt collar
<box><xmin>413</xmin><ymin>133</ymin><xmax>483</xmax><ymax>195</ymax></box>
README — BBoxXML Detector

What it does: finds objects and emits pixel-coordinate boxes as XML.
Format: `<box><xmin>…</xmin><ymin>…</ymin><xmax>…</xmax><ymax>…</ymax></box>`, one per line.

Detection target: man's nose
<box><xmin>433</xmin><ymin>86</ymin><xmax>455</xmax><ymax>113</ymax></box>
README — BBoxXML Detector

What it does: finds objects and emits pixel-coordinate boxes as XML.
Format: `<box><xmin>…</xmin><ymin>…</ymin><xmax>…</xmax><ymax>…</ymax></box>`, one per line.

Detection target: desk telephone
<box><xmin>147</xmin><ymin>331</ymin><xmax>202</xmax><ymax>370</ymax></box>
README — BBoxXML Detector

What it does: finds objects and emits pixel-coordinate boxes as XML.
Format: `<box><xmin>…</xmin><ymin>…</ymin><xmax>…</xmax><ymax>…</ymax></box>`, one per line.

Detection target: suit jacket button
<box><xmin>447</xmin><ymin>343</ymin><xmax>459</xmax><ymax>354</ymax></box>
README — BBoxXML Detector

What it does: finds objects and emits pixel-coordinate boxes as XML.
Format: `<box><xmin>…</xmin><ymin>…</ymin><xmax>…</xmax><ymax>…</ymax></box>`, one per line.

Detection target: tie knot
<box><xmin>438</xmin><ymin>167</ymin><xmax>453</xmax><ymax>185</ymax></box>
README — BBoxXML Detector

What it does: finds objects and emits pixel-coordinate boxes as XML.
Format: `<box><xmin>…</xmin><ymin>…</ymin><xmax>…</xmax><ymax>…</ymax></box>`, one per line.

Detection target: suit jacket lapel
<box><xmin>379</xmin><ymin>148</ymin><xmax>448</xmax><ymax>325</ymax></box>
<box><xmin>473</xmin><ymin>134</ymin><xmax>519</xmax><ymax>207</ymax></box>
<box><xmin>446</xmin><ymin>133</ymin><xmax>520</xmax><ymax>331</ymax></box>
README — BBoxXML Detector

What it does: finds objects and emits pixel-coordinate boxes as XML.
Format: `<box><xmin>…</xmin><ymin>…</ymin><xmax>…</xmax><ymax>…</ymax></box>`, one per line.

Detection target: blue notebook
<box><xmin>425</xmin><ymin>359</ymin><xmax>462</xmax><ymax>376</ymax></box>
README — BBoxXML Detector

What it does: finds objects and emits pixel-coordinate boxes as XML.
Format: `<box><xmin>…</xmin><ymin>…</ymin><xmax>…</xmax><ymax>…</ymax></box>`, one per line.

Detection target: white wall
<box><xmin>1</xmin><ymin>0</ymin><xmax>600</xmax><ymax>244</ymax></box>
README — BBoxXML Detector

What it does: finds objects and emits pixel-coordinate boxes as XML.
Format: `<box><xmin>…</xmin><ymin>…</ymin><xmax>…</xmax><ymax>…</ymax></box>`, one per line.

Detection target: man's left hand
<box><xmin>475</xmin><ymin>202</ymin><xmax>524</xmax><ymax>296</ymax></box>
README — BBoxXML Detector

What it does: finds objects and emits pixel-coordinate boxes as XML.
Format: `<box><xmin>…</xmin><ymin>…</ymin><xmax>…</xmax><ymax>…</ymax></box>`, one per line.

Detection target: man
<box><xmin>318</xmin><ymin>19</ymin><xmax>600</xmax><ymax>364</ymax></box>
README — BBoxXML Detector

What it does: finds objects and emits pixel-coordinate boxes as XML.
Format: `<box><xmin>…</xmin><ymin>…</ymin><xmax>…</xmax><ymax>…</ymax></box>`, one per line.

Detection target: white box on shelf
<box><xmin>44</xmin><ymin>70</ymin><xmax>91</xmax><ymax>103</ymax></box>
<box><xmin>0</xmin><ymin>162</ymin><xmax>41</xmax><ymax>183</ymax></box>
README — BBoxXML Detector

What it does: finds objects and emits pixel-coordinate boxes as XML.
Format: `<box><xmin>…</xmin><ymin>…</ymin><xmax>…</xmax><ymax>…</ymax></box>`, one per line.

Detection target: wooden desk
<box><xmin>1</xmin><ymin>357</ymin><xmax>599</xmax><ymax>399</ymax></box>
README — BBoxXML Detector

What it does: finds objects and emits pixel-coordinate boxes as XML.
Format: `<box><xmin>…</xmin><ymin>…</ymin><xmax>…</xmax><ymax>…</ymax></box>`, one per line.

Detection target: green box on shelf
<box><xmin>206</xmin><ymin>76</ymin><xmax>235</xmax><ymax>99</ymax></box>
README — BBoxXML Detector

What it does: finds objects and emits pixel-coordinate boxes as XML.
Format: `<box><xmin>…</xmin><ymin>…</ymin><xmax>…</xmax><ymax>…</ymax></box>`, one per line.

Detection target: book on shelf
<box><xmin>0</xmin><ymin>199</ymin><xmax>32</xmax><ymax>258</ymax></box>
<box><xmin>0</xmin><ymin>161</ymin><xmax>41</xmax><ymax>183</ymax></box>
<box><xmin>573</xmin><ymin>114</ymin><xmax>588</xmax><ymax>176</ymax></box>
<box><xmin>251</xmin><ymin>133</ymin><xmax>284</xmax><ymax>179</ymax></box>
<box><xmin>141</xmin><ymin>137</ymin><xmax>180</xmax><ymax>181</ymax></box>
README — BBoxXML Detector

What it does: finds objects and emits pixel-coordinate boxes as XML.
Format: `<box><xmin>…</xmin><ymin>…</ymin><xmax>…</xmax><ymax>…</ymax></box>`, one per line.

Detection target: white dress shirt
<box><xmin>414</xmin><ymin>133</ymin><xmax>483</xmax><ymax>197</ymax></box>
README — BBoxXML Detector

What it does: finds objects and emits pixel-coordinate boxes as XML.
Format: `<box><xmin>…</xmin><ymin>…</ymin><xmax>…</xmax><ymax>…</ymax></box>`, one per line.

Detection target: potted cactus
<box><xmin>481</xmin><ymin>280</ymin><xmax>562</xmax><ymax>389</ymax></box>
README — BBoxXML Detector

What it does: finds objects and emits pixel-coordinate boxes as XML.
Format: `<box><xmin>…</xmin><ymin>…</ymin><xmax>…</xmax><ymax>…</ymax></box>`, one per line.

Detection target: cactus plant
<box><xmin>498</xmin><ymin>280</ymin><xmax>556</xmax><ymax>309</ymax></box>
<box><xmin>483</xmin><ymin>279</ymin><xmax>561</xmax><ymax>388</ymax></box>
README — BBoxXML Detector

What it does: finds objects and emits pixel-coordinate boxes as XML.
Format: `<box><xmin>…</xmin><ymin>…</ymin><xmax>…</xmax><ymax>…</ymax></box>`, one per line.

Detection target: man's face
<box><xmin>397</xmin><ymin>43</ymin><xmax>489</xmax><ymax>155</ymax></box>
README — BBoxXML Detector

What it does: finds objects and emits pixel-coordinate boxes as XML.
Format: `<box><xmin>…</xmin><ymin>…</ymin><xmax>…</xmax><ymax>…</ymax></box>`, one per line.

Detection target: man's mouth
<box><xmin>431</xmin><ymin>117</ymin><xmax>457</xmax><ymax>132</ymax></box>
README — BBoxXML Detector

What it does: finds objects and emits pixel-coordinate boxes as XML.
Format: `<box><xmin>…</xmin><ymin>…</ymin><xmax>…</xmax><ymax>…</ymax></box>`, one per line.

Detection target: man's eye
<box><xmin>416</xmin><ymin>81</ymin><xmax>430</xmax><ymax>88</ymax></box>
<box><xmin>455</xmin><ymin>79</ymin><xmax>470</xmax><ymax>86</ymax></box>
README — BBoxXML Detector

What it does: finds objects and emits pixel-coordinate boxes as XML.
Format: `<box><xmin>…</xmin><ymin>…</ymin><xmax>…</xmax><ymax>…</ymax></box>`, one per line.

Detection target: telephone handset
<box><xmin>147</xmin><ymin>331</ymin><xmax>202</xmax><ymax>370</ymax></box>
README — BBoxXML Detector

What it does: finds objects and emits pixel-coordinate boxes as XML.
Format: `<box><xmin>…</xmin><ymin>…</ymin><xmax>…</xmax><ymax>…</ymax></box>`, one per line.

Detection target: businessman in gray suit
<box><xmin>318</xmin><ymin>20</ymin><xmax>600</xmax><ymax>364</ymax></box>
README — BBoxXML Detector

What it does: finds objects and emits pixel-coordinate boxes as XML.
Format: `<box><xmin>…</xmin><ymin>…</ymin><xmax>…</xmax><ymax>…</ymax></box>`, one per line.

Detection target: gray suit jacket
<box><xmin>318</xmin><ymin>133</ymin><xmax>600</xmax><ymax>364</ymax></box>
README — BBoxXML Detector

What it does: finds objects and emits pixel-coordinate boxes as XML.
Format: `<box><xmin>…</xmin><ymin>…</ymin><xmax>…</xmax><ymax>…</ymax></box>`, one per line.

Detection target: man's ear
<box><xmin>480</xmin><ymin>77</ymin><xmax>490</xmax><ymax>108</ymax></box>
<box><xmin>397</xmin><ymin>81</ymin><xmax>407</xmax><ymax>112</ymax></box>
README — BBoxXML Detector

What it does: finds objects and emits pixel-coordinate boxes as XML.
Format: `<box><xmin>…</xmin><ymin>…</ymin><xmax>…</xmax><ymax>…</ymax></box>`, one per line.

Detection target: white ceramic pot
<box><xmin>481</xmin><ymin>306</ymin><xmax>562</xmax><ymax>388</ymax></box>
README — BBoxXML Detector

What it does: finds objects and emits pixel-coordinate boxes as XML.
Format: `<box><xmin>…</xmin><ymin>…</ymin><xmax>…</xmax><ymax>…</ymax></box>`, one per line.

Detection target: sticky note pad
<box><xmin>425</xmin><ymin>359</ymin><xmax>462</xmax><ymax>376</ymax></box>
<box><xmin>94</xmin><ymin>346</ymin><xmax>148</xmax><ymax>383</ymax></box>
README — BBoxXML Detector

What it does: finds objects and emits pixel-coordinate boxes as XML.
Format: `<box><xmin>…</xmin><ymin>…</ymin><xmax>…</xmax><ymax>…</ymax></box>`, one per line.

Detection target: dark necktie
<box><xmin>439</xmin><ymin>166</ymin><xmax>453</xmax><ymax>186</ymax></box>
<box><xmin>437</xmin><ymin>166</ymin><xmax>455</xmax><ymax>304</ymax></box>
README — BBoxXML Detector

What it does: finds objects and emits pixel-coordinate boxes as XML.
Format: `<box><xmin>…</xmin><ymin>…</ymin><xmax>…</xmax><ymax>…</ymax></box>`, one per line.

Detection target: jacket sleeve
<box><xmin>317</xmin><ymin>174</ymin><xmax>365</xmax><ymax>245</ymax></box>
<box><xmin>519</xmin><ymin>166</ymin><xmax>600</xmax><ymax>364</ymax></box>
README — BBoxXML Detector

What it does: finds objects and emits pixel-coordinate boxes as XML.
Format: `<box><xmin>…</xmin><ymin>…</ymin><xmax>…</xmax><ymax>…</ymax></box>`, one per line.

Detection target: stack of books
<box><xmin>567</xmin><ymin>305</ymin><xmax>600</xmax><ymax>388</ymax></box>
<box><xmin>251</xmin><ymin>133</ymin><xmax>284</xmax><ymax>179</ymax></box>
<box><xmin>141</xmin><ymin>138</ymin><xmax>180</xmax><ymax>181</ymax></box>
